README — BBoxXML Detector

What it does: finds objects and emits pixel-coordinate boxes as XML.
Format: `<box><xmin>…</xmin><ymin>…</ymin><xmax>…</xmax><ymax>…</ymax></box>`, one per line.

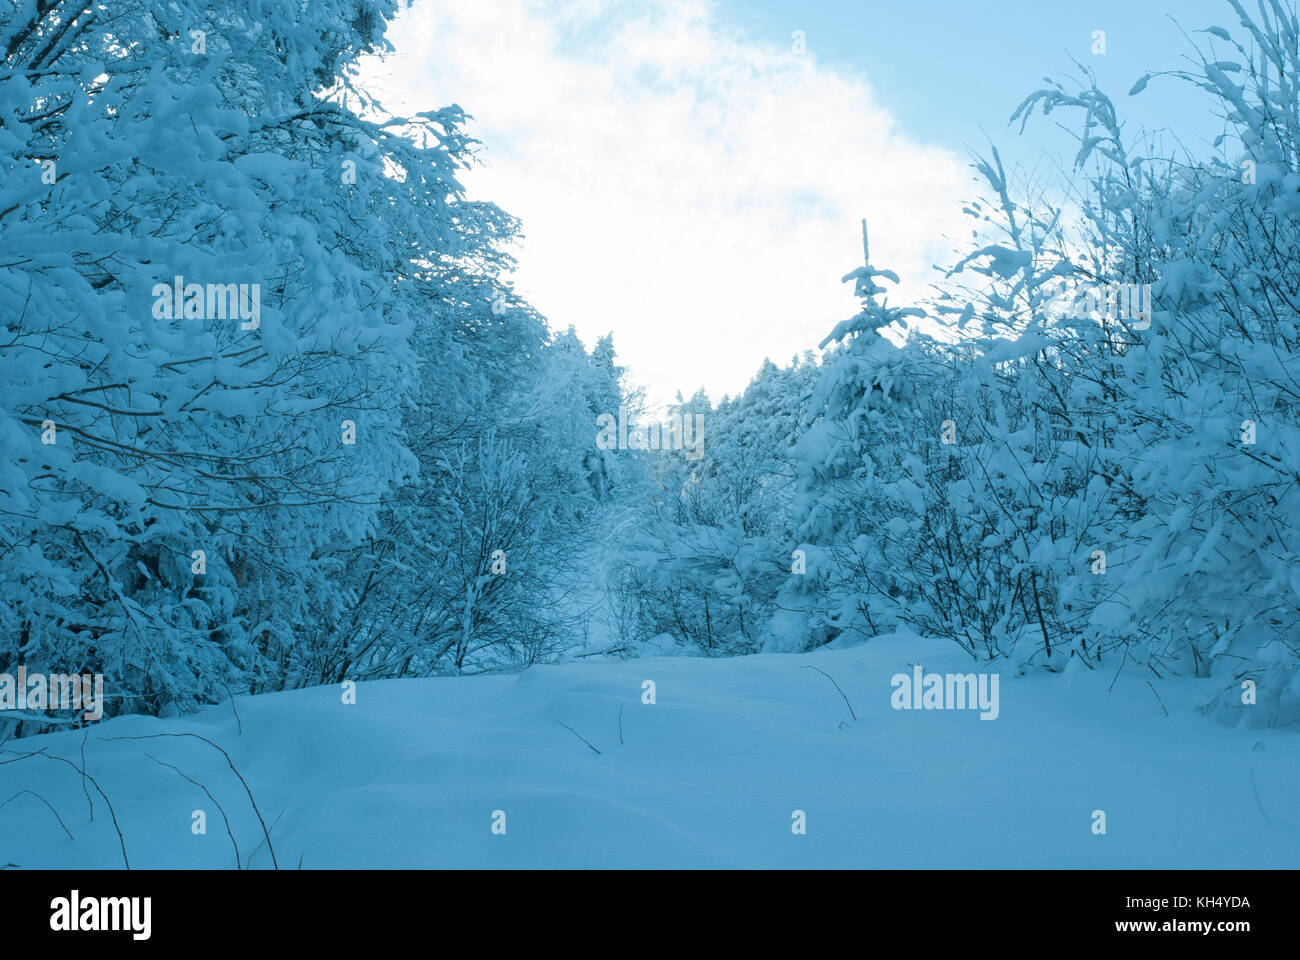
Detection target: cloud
<box><xmin>360</xmin><ymin>0</ymin><xmax>971</xmax><ymax>406</ymax></box>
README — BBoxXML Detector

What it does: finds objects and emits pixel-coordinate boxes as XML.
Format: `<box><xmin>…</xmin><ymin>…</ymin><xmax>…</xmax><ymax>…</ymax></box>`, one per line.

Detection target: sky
<box><xmin>360</xmin><ymin>0</ymin><xmax>1246</xmax><ymax>408</ymax></box>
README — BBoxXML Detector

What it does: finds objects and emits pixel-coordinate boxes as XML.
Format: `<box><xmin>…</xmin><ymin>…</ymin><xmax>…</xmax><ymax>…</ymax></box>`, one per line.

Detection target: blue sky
<box><xmin>365</xmin><ymin>0</ymin><xmax>1252</xmax><ymax>408</ymax></box>
<box><xmin>721</xmin><ymin>0</ymin><xmax>1236</xmax><ymax>164</ymax></box>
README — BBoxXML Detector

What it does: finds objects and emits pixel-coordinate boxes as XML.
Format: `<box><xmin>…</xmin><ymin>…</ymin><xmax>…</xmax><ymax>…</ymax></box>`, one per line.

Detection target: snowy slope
<box><xmin>2</xmin><ymin>632</ymin><xmax>1297</xmax><ymax>869</ymax></box>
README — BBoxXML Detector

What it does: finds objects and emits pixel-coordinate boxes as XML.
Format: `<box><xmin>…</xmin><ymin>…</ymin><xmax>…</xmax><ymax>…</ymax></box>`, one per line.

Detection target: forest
<box><xmin>1</xmin><ymin>0</ymin><xmax>1297</xmax><ymax>743</ymax></box>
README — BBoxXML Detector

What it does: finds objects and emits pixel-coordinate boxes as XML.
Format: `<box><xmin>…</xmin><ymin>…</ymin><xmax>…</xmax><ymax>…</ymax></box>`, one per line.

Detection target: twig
<box><xmin>801</xmin><ymin>665</ymin><xmax>857</xmax><ymax>721</ymax></box>
<box><xmin>0</xmin><ymin>789</ymin><xmax>74</xmax><ymax>841</ymax></box>
<box><xmin>79</xmin><ymin>731</ymin><xmax>94</xmax><ymax>820</ymax></box>
<box><xmin>572</xmin><ymin>648</ymin><xmax>620</xmax><ymax>659</ymax></box>
<box><xmin>146</xmin><ymin>753</ymin><xmax>241</xmax><ymax>869</ymax></box>
<box><xmin>618</xmin><ymin>701</ymin><xmax>625</xmax><ymax>746</ymax></box>
<box><xmin>1145</xmin><ymin>679</ymin><xmax>1169</xmax><ymax>717</ymax></box>
<box><xmin>1250</xmin><ymin>769</ymin><xmax>1273</xmax><ymax>823</ymax></box>
<box><xmin>1030</xmin><ymin>571</ymin><xmax>1052</xmax><ymax>658</ymax></box>
<box><xmin>0</xmin><ymin>746</ymin><xmax>129</xmax><ymax>868</ymax></box>
<box><xmin>245</xmin><ymin>809</ymin><xmax>284</xmax><ymax>869</ymax></box>
<box><xmin>100</xmin><ymin>732</ymin><xmax>277</xmax><ymax>869</ymax></box>
<box><xmin>1108</xmin><ymin>647</ymin><xmax>1130</xmax><ymax>692</ymax></box>
<box><xmin>554</xmin><ymin>718</ymin><xmax>601</xmax><ymax>754</ymax></box>
<box><xmin>0</xmin><ymin>746</ymin><xmax>46</xmax><ymax>764</ymax></box>
<box><xmin>222</xmin><ymin>685</ymin><xmax>243</xmax><ymax>736</ymax></box>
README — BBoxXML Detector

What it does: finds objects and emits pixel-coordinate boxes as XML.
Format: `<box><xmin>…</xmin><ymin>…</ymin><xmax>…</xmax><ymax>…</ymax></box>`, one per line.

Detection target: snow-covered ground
<box><xmin>2</xmin><ymin>632</ymin><xmax>1296</xmax><ymax>868</ymax></box>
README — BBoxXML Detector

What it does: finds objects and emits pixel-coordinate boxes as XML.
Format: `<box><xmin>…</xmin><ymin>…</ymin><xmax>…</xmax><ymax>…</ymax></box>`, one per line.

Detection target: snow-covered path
<box><xmin>2</xmin><ymin>633</ymin><xmax>1296</xmax><ymax>868</ymax></box>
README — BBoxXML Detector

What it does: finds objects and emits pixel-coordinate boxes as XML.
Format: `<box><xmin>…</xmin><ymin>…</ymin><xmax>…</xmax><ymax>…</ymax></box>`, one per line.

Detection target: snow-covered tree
<box><xmin>0</xmin><ymin>0</ymin><xmax>552</xmax><ymax>721</ymax></box>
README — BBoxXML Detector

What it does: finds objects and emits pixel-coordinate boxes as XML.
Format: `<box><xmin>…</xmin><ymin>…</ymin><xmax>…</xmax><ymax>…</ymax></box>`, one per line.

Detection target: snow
<box><xmin>3</xmin><ymin>632</ymin><xmax>1296</xmax><ymax>869</ymax></box>
<box><xmin>4</xmin><ymin>0</ymin><xmax>1300</xmax><ymax>876</ymax></box>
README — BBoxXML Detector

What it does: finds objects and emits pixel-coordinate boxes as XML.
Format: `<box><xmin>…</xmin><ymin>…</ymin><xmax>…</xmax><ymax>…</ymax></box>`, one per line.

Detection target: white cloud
<box><xmin>360</xmin><ymin>0</ymin><xmax>971</xmax><ymax>407</ymax></box>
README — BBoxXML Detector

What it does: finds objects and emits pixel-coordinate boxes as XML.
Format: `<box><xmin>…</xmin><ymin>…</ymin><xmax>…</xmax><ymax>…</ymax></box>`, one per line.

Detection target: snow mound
<box><xmin>2</xmin><ymin>635</ymin><xmax>1297</xmax><ymax>868</ymax></box>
